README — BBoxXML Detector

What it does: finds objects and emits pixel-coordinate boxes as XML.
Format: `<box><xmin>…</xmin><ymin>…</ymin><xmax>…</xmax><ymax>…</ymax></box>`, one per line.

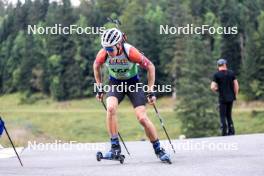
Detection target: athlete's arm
<box><xmin>93</xmin><ymin>49</ymin><xmax>107</xmax><ymax>101</ymax></box>
<box><xmin>93</xmin><ymin>49</ymin><xmax>107</xmax><ymax>85</ymax></box>
<box><xmin>146</xmin><ymin>62</ymin><xmax>155</xmax><ymax>92</ymax></box>
<box><xmin>128</xmin><ymin>47</ymin><xmax>155</xmax><ymax>92</ymax></box>
<box><xmin>93</xmin><ymin>62</ymin><xmax>102</xmax><ymax>85</ymax></box>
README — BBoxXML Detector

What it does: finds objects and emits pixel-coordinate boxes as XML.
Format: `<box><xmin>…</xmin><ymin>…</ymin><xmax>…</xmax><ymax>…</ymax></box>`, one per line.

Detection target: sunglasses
<box><xmin>104</xmin><ymin>46</ymin><xmax>116</xmax><ymax>52</ymax></box>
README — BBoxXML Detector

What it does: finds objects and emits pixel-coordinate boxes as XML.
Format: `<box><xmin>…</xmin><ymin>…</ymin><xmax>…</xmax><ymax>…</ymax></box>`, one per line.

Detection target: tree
<box><xmin>45</xmin><ymin>0</ymin><xmax>81</xmax><ymax>100</ymax></box>
<box><xmin>120</xmin><ymin>0</ymin><xmax>168</xmax><ymax>89</ymax></box>
<box><xmin>177</xmin><ymin>33</ymin><xmax>219</xmax><ymax>138</ymax></box>
<box><xmin>27</xmin><ymin>0</ymin><xmax>49</xmax><ymax>25</ymax></box>
<box><xmin>241</xmin><ymin>11</ymin><xmax>264</xmax><ymax>100</ymax></box>
<box><xmin>219</xmin><ymin>0</ymin><xmax>242</xmax><ymax>74</ymax></box>
<box><xmin>159</xmin><ymin>0</ymin><xmax>190</xmax><ymax>98</ymax></box>
<box><xmin>73</xmin><ymin>14</ymin><xmax>98</xmax><ymax>97</ymax></box>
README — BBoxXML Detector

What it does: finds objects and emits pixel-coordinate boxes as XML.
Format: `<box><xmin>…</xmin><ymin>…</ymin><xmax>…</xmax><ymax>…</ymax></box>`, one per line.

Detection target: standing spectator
<box><xmin>211</xmin><ymin>59</ymin><xmax>239</xmax><ymax>136</ymax></box>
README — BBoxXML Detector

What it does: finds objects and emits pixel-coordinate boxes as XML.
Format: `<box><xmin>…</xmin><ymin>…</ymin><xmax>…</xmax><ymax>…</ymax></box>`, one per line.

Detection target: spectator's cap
<box><xmin>217</xmin><ymin>58</ymin><xmax>227</xmax><ymax>66</ymax></box>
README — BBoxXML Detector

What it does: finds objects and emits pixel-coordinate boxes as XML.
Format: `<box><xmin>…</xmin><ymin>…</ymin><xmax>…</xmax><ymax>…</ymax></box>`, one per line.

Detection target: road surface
<box><xmin>0</xmin><ymin>134</ymin><xmax>263</xmax><ymax>176</ymax></box>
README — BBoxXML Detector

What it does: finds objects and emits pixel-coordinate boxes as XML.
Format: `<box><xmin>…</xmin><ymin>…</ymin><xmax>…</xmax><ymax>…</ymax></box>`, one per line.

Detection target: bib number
<box><xmin>111</xmin><ymin>68</ymin><xmax>129</xmax><ymax>73</ymax></box>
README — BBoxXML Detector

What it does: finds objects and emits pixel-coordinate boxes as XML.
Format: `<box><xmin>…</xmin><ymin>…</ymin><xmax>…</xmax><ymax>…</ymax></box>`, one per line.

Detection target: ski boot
<box><xmin>152</xmin><ymin>139</ymin><xmax>172</xmax><ymax>164</ymax></box>
<box><xmin>96</xmin><ymin>137</ymin><xmax>125</xmax><ymax>164</ymax></box>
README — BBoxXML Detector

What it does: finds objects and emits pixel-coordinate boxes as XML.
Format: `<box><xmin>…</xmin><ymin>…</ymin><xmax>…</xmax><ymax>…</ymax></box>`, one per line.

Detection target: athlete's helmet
<box><xmin>101</xmin><ymin>28</ymin><xmax>123</xmax><ymax>47</ymax></box>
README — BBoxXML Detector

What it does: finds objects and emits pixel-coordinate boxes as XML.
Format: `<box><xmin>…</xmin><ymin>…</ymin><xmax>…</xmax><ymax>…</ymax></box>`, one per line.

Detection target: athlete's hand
<box><xmin>95</xmin><ymin>83</ymin><xmax>104</xmax><ymax>101</ymax></box>
<box><xmin>96</xmin><ymin>92</ymin><xmax>104</xmax><ymax>101</ymax></box>
<box><xmin>147</xmin><ymin>92</ymin><xmax>156</xmax><ymax>105</ymax></box>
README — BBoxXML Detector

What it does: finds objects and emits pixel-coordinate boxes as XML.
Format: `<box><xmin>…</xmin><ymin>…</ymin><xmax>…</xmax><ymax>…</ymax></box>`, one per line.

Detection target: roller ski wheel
<box><xmin>164</xmin><ymin>158</ymin><xmax>172</xmax><ymax>164</ymax></box>
<box><xmin>96</xmin><ymin>151</ymin><xmax>125</xmax><ymax>164</ymax></box>
<box><xmin>119</xmin><ymin>155</ymin><xmax>125</xmax><ymax>164</ymax></box>
<box><xmin>96</xmin><ymin>151</ymin><xmax>103</xmax><ymax>161</ymax></box>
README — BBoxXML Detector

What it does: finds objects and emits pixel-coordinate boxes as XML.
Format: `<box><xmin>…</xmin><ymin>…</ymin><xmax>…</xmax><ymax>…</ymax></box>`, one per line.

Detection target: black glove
<box><xmin>146</xmin><ymin>92</ymin><xmax>156</xmax><ymax>104</ymax></box>
<box><xmin>96</xmin><ymin>84</ymin><xmax>104</xmax><ymax>97</ymax></box>
<box><xmin>146</xmin><ymin>92</ymin><xmax>156</xmax><ymax>99</ymax></box>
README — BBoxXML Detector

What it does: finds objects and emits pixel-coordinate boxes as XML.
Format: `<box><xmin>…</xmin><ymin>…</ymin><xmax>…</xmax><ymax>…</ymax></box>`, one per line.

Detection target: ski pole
<box><xmin>107</xmin><ymin>17</ymin><xmax>127</xmax><ymax>42</ymax></box>
<box><xmin>107</xmin><ymin>17</ymin><xmax>121</xmax><ymax>28</ymax></box>
<box><xmin>152</xmin><ymin>105</ymin><xmax>176</xmax><ymax>153</ymax></box>
<box><xmin>100</xmin><ymin>100</ymin><xmax>130</xmax><ymax>156</ymax></box>
<box><xmin>0</xmin><ymin>117</ymin><xmax>24</xmax><ymax>167</ymax></box>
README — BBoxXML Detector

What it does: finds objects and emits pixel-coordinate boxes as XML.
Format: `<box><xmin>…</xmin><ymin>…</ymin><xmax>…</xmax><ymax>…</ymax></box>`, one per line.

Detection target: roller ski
<box><xmin>152</xmin><ymin>140</ymin><xmax>172</xmax><ymax>164</ymax></box>
<box><xmin>96</xmin><ymin>151</ymin><xmax>125</xmax><ymax>164</ymax></box>
<box><xmin>96</xmin><ymin>137</ymin><xmax>125</xmax><ymax>164</ymax></box>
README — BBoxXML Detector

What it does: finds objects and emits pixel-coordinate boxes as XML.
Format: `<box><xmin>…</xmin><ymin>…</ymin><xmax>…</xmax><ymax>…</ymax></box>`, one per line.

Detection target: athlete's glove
<box><xmin>96</xmin><ymin>84</ymin><xmax>104</xmax><ymax>101</ymax></box>
<box><xmin>146</xmin><ymin>92</ymin><xmax>156</xmax><ymax>105</ymax></box>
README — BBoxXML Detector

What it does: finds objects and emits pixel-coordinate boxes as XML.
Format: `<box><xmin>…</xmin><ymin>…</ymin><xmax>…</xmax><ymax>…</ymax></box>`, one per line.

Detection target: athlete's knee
<box><xmin>135</xmin><ymin>106</ymin><xmax>149</xmax><ymax>126</ymax></box>
<box><xmin>107</xmin><ymin>105</ymin><xmax>117</xmax><ymax>116</ymax></box>
<box><xmin>138</xmin><ymin>115</ymin><xmax>149</xmax><ymax>126</ymax></box>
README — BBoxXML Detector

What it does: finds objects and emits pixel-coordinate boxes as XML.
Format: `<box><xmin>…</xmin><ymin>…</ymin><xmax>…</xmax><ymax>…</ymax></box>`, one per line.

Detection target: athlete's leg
<box><xmin>100</xmin><ymin>96</ymin><xmax>121</xmax><ymax>158</ymax></box>
<box><xmin>134</xmin><ymin>105</ymin><xmax>170</xmax><ymax>161</ymax></box>
<box><xmin>105</xmin><ymin>82</ymin><xmax>125</xmax><ymax>157</ymax></box>
<box><xmin>103</xmin><ymin>96</ymin><xmax>121</xmax><ymax>157</ymax></box>
<box><xmin>127</xmin><ymin>83</ymin><xmax>170</xmax><ymax>161</ymax></box>
<box><xmin>106</xmin><ymin>81</ymin><xmax>125</xmax><ymax>138</ymax></box>
<box><xmin>106</xmin><ymin>96</ymin><xmax>119</xmax><ymax>137</ymax></box>
<box><xmin>134</xmin><ymin>105</ymin><xmax>158</xmax><ymax>141</ymax></box>
<box><xmin>126</xmin><ymin>82</ymin><xmax>158</xmax><ymax>141</ymax></box>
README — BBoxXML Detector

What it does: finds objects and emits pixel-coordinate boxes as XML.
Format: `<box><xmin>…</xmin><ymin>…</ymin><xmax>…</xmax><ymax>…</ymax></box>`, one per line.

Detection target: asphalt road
<box><xmin>0</xmin><ymin>134</ymin><xmax>263</xmax><ymax>176</ymax></box>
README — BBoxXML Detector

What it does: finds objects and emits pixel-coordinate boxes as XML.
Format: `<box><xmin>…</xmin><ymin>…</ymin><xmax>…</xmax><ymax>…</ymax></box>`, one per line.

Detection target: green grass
<box><xmin>0</xmin><ymin>93</ymin><xmax>263</xmax><ymax>147</ymax></box>
<box><xmin>234</xmin><ymin>111</ymin><xmax>264</xmax><ymax>134</ymax></box>
<box><xmin>0</xmin><ymin>94</ymin><xmax>178</xmax><ymax>146</ymax></box>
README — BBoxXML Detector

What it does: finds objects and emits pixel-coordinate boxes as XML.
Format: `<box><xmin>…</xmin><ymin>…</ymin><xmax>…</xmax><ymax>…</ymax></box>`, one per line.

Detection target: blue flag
<box><xmin>0</xmin><ymin>118</ymin><xmax>4</xmax><ymax>136</ymax></box>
